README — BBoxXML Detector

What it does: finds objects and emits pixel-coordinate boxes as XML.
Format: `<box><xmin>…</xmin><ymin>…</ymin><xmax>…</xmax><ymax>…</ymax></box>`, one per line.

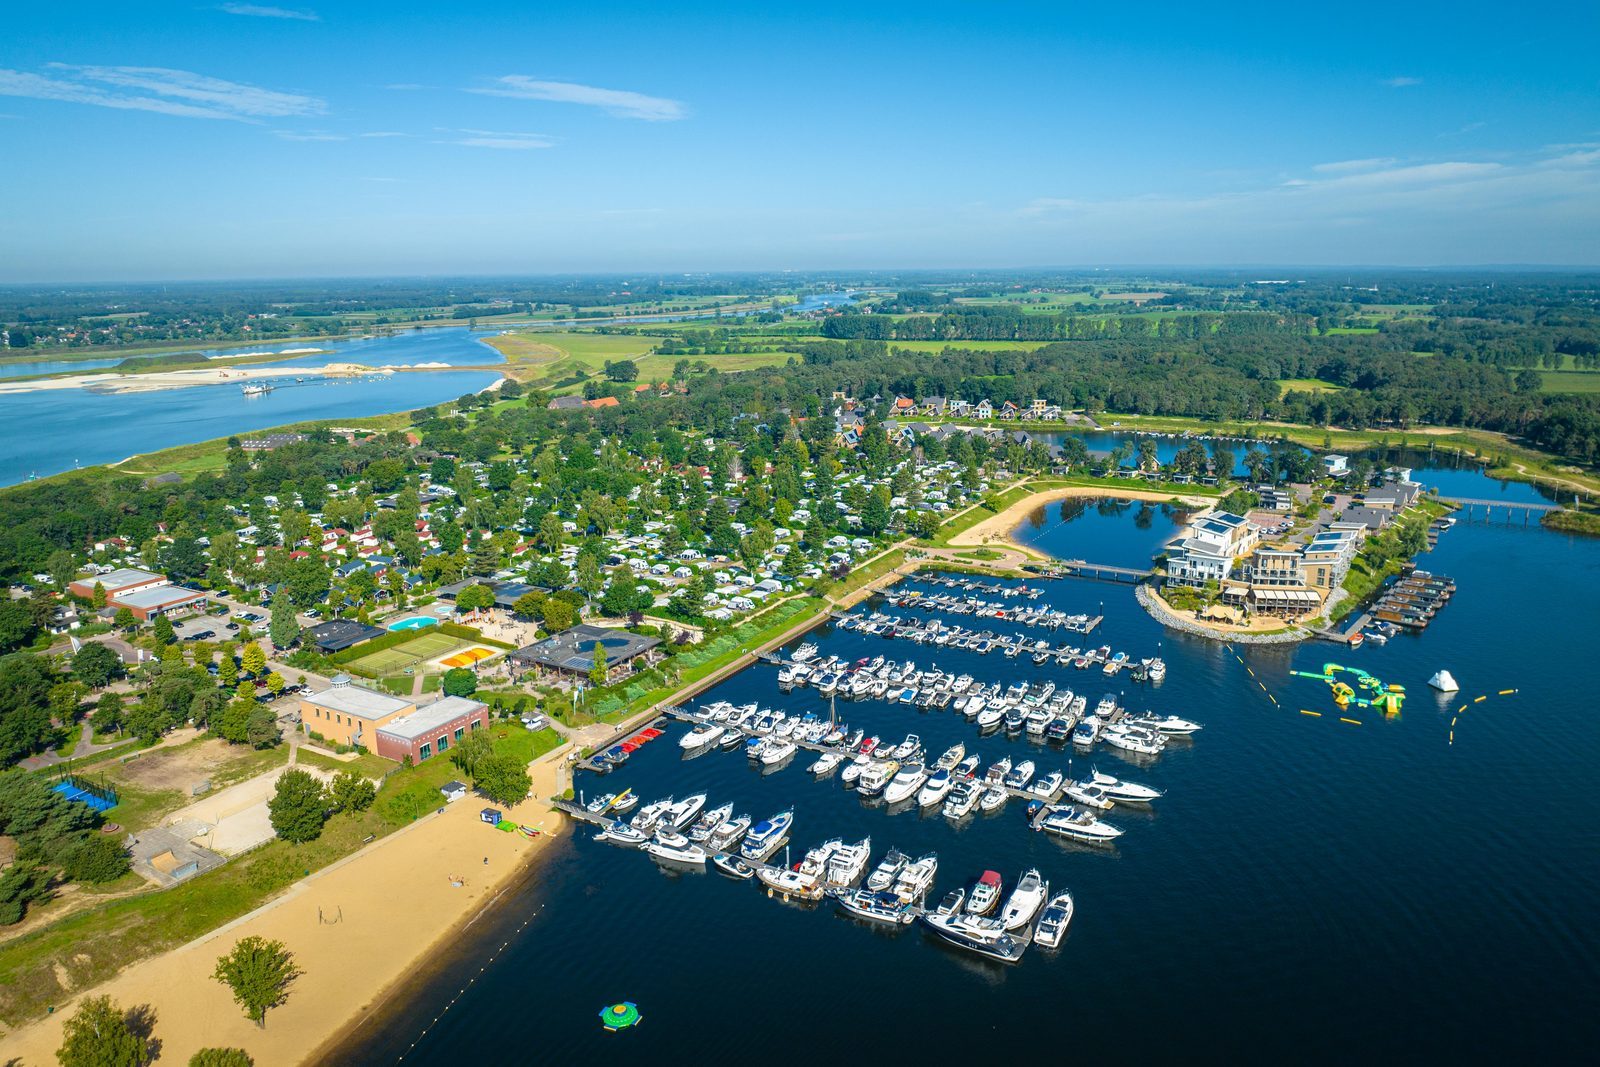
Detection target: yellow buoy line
<box><xmin>1448</xmin><ymin>688</ymin><xmax>1520</xmax><ymax>746</ymax></box>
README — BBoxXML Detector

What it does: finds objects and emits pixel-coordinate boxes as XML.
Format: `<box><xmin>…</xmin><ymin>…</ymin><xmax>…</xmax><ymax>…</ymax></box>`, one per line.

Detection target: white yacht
<box><xmin>644</xmin><ymin>833</ymin><xmax>707</xmax><ymax>865</ymax></box>
<box><xmin>792</xmin><ymin>642</ymin><xmax>820</xmax><ymax>663</ymax></box>
<box><xmin>1063</xmin><ymin>780</ymin><xmax>1115</xmax><ymax>810</ymax></box>
<box><xmin>840</xmin><ymin>753</ymin><xmax>871</xmax><ymax>786</ymax></box>
<box><xmin>1089</xmin><ymin>769</ymin><xmax>1163</xmax><ymax>803</ymax></box>
<box><xmin>975</xmin><ymin>703</ymin><xmax>1004</xmax><ymax>729</ymax></box>
<box><xmin>883</xmin><ymin>762</ymin><xmax>930</xmax><ymax>805</ymax></box>
<box><xmin>708</xmin><ymin>814</ymin><xmax>750</xmax><ymax>850</ymax></box>
<box><xmin>678</xmin><ymin>721</ymin><xmax>726</xmax><ymax>749</ymax></box>
<box><xmin>1037</xmin><ymin>805</ymin><xmax>1124</xmax><ymax>843</ymax></box>
<box><xmin>593</xmin><ymin>820</ymin><xmax>647</xmax><ymax>846</ymax></box>
<box><xmin>934</xmin><ymin>743</ymin><xmax>966</xmax><ymax>771</ymax></box>
<box><xmin>891</xmin><ymin>734</ymin><xmax>923</xmax><ymax>761</ymax></box>
<box><xmin>917</xmin><ymin>768</ymin><xmax>955</xmax><ymax>807</ymax></box>
<box><xmin>1103</xmin><ymin>724</ymin><xmax>1165</xmax><ymax>755</ymax></box>
<box><xmin>923</xmin><ymin>910</ymin><xmax>1027</xmax><ymax>963</ymax></box>
<box><xmin>1034</xmin><ymin>890</ymin><xmax>1076</xmax><ymax>948</ymax></box>
<box><xmin>892</xmin><ymin>852</ymin><xmax>938</xmax><ymax>902</ymax></box>
<box><xmin>1002</xmin><ymin>760</ymin><xmax>1036</xmax><ymax>790</ymax></box>
<box><xmin>740</xmin><ymin>810</ymin><xmax>793</xmax><ymax>860</ymax></box>
<box><xmin>685</xmin><ymin>802</ymin><xmax>733</xmax><ymax>842</ymax></box>
<box><xmin>1001</xmin><ymin>868</ymin><xmax>1047</xmax><ymax>931</ymax></box>
<box><xmin>760</xmin><ymin>739</ymin><xmax>797</xmax><ymax>766</ymax></box>
<box><xmin>665</xmin><ymin>793</ymin><xmax>707</xmax><ymax>830</ymax></box>
<box><xmin>943</xmin><ymin>779</ymin><xmax>981</xmax><ymax>819</ymax></box>
<box><xmin>866</xmin><ymin>848</ymin><xmax>909</xmax><ymax>893</ymax></box>
<box><xmin>825</xmin><ymin>837</ymin><xmax>872</xmax><ymax>888</ymax></box>
<box><xmin>629</xmin><ymin>796</ymin><xmax>674</xmax><ymax>832</ymax></box>
<box><xmin>808</xmin><ymin>751</ymin><xmax>844</xmax><ymax>776</ymax></box>
<box><xmin>979</xmin><ymin>785</ymin><xmax>1008</xmax><ymax>813</ymax></box>
<box><xmin>1028</xmin><ymin>770</ymin><xmax>1063</xmax><ymax>798</ymax></box>
<box><xmin>1125</xmin><ymin>713</ymin><xmax>1203</xmax><ymax>735</ymax></box>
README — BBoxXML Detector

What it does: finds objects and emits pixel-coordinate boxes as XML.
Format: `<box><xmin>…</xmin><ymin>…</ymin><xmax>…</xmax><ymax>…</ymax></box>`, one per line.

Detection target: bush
<box><xmin>268</xmin><ymin>770</ymin><xmax>329</xmax><ymax>843</ymax></box>
<box><xmin>190</xmin><ymin>1050</ymin><xmax>254</xmax><ymax>1067</ymax></box>
<box><xmin>64</xmin><ymin>834</ymin><xmax>131</xmax><ymax>884</ymax></box>
<box><xmin>442</xmin><ymin>667</ymin><xmax>477</xmax><ymax>697</ymax></box>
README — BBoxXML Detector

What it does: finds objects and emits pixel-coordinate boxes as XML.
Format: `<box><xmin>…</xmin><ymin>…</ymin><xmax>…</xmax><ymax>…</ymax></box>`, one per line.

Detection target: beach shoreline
<box><xmin>0</xmin><ymin>362</ymin><xmax>382</xmax><ymax>397</ymax></box>
<box><xmin>0</xmin><ymin>749</ymin><xmax>574</xmax><ymax>1066</ymax></box>
<box><xmin>948</xmin><ymin>485</ymin><xmax>1213</xmax><ymax>555</ymax></box>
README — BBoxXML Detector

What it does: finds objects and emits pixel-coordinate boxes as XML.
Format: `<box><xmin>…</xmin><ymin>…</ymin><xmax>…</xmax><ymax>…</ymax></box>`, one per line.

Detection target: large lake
<box><xmin>339</xmin><ymin>455</ymin><xmax>1599</xmax><ymax>1063</ymax></box>
<box><xmin>0</xmin><ymin>329</ymin><xmax>504</xmax><ymax>486</ymax></box>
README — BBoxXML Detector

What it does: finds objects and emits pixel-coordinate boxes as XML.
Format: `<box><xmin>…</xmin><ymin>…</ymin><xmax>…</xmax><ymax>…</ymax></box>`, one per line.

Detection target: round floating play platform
<box><xmin>600</xmin><ymin>1001</ymin><xmax>641</xmax><ymax>1031</ymax></box>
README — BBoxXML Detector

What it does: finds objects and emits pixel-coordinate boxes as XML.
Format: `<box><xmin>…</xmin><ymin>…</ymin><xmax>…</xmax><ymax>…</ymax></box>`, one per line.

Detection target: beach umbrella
<box><xmin>599</xmin><ymin>1001</ymin><xmax>642</xmax><ymax>1031</ymax></box>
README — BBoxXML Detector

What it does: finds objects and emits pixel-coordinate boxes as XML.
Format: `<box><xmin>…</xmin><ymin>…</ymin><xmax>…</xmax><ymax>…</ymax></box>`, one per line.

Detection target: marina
<box><xmin>345</xmin><ymin>458</ymin><xmax>1598</xmax><ymax>1065</ymax></box>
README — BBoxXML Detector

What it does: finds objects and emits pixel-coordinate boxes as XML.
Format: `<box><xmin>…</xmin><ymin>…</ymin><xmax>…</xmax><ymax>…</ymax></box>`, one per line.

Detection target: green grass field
<box><xmin>1277</xmin><ymin>378</ymin><xmax>1347</xmax><ymax>396</ymax></box>
<box><xmin>346</xmin><ymin>630</ymin><xmax>469</xmax><ymax>675</ymax></box>
<box><xmin>1538</xmin><ymin>370</ymin><xmax>1600</xmax><ymax>393</ymax></box>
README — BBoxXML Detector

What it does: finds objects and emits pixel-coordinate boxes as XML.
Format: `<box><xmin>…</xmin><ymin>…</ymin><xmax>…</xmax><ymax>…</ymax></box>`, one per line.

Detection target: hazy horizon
<box><xmin>3</xmin><ymin>1</ymin><xmax>1598</xmax><ymax>281</ymax></box>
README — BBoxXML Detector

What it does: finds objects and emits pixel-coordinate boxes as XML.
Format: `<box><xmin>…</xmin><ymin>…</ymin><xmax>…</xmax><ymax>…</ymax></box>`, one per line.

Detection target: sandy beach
<box><xmin>950</xmin><ymin>485</ymin><xmax>1214</xmax><ymax>552</ymax></box>
<box><xmin>0</xmin><ymin>748</ymin><xmax>572</xmax><ymax>1066</ymax></box>
<box><xmin>0</xmin><ymin>363</ymin><xmax>382</xmax><ymax>396</ymax></box>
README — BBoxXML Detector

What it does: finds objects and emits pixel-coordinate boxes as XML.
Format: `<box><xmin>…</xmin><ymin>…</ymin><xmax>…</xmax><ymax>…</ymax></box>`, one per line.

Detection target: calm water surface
<box><xmin>343</xmin><ymin>458</ymin><xmax>1599</xmax><ymax>1063</ymax></box>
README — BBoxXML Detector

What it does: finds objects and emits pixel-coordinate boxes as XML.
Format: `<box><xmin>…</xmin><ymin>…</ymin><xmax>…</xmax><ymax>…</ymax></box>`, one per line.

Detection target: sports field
<box><xmin>347</xmin><ymin>631</ymin><xmax>473</xmax><ymax>676</ymax></box>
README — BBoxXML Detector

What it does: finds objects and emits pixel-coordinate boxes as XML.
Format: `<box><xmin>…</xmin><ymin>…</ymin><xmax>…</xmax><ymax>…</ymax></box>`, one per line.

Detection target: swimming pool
<box><xmin>387</xmin><ymin>616</ymin><xmax>440</xmax><ymax>631</ymax></box>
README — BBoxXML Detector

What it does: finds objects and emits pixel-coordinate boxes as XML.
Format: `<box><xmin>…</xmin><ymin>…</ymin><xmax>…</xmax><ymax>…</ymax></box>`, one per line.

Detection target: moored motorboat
<box><xmin>866</xmin><ymin>848</ymin><xmax>909</xmax><ymax>892</ymax></box>
<box><xmin>678</xmin><ymin>722</ymin><xmax>726</xmax><ymax>749</ymax></box>
<box><xmin>760</xmin><ymin>739</ymin><xmax>798</xmax><ymax>766</ymax></box>
<box><xmin>809</xmin><ymin>751</ymin><xmax>844</xmax><ymax>776</ymax></box>
<box><xmin>979</xmin><ymin>786</ymin><xmax>1008</xmax><ymax>813</ymax></box>
<box><xmin>892</xmin><ymin>851</ymin><xmax>938</xmax><ymax>903</ymax></box>
<box><xmin>1034</xmin><ymin>890</ymin><xmax>1075</xmax><ymax>948</ymax></box>
<box><xmin>883</xmin><ymin>762</ymin><xmax>930</xmax><ymax>805</ymax></box>
<box><xmin>1028</xmin><ymin>770</ymin><xmax>1063</xmax><ymax>798</ymax></box>
<box><xmin>825</xmin><ymin>837</ymin><xmax>872</xmax><ymax>888</ymax></box>
<box><xmin>741</xmin><ymin>810</ymin><xmax>794</xmax><ymax>860</ymax></box>
<box><xmin>857</xmin><ymin>759</ymin><xmax>900</xmax><ymax>796</ymax></box>
<box><xmin>1064</xmin><ymin>780</ymin><xmax>1115</xmax><ymax>810</ymax></box>
<box><xmin>1000</xmin><ymin>868</ymin><xmax>1047</xmax><ymax>931</ymax></box>
<box><xmin>629</xmin><ymin>796</ymin><xmax>673</xmax><ymax>832</ymax></box>
<box><xmin>923</xmin><ymin>911</ymin><xmax>1027</xmax><ymax>963</ymax></box>
<box><xmin>686</xmin><ymin>802</ymin><xmax>733</xmax><ymax>843</ymax></box>
<box><xmin>665</xmin><ymin>793</ymin><xmax>707</xmax><ymax>830</ymax></box>
<box><xmin>917</xmin><ymin>768</ymin><xmax>955</xmax><ymax>807</ymax></box>
<box><xmin>708</xmin><ymin>814</ymin><xmax>750</xmax><ymax>850</ymax></box>
<box><xmin>594</xmin><ymin>819</ymin><xmax>647</xmax><ymax>846</ymax></box>
<box><xmin>1037</xmin><ymin>805</ymin><xmax>1124</xmax><ymax>843</ymax></box>
<box><xmin>934</xmin><ymin>743</ymin><xmax>966</xmax><ymax>771</ymax></box>
<box><xmin>835</xmin><ymin>887</ymin><xmax>917</xmax><ymax>925</ymax></box>
<box><xmin>713</xmin><ymin>852</ymin><xmax>754</xmax><ymax>879</ymax></box>
<box><xmin>644</xmin><ymin>833</ymin><xmax>707</xmax><ymax>865</ymax></box>
<box><xmin>943</xmin><ymin>778</ymin><xmax>980</xmax><ymax>819</ymax></box>
<box><xmin>965</xmin><ymin>870</ymin><xmax>1003</xmax><ymax>915</ymax></box>
<box><xmin>1002</xmin><ymin>760</ymin><xmax>1036</xmax><ymax>790</ymax></box>
<box><xmin>1089</xmin><ymin>769</ymin><xmax>1162</xmax><ymax>803</ymax></box>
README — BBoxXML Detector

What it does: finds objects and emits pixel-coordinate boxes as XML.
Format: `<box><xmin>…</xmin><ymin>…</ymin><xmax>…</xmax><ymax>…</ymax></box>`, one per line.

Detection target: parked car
<box><xmin>224</xmin><ymin>622</ymin><xmax>240</xmax><ymax>631</ymax></box>
<box><xmin>186</xmin><ymin>629</ymin><xmax>216</xmax><ymax>641</ymax></box>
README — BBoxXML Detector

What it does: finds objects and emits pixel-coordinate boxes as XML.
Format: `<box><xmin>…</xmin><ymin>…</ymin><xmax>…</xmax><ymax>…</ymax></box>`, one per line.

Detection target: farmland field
<box><xmin>485</xmin><ymin>330</ymin><xmax>797</xmax><ymax>388</ymax></box>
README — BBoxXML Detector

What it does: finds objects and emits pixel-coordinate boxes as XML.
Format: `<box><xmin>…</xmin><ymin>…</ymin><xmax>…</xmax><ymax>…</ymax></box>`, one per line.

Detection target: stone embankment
<box><xmin>1134</xmin><ymin>583</ymin><xmax>1309</xmax><ymax>645</ymax></box>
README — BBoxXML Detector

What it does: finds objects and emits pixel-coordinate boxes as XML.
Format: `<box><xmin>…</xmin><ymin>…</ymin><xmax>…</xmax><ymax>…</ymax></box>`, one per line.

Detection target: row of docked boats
<box><xmin>872</xmin><ymin>591</ymin><xmax>1099</xmax><ymax>633</ymax></box>
<box><xmin>602</xmin><ymin>801</ymin><xmax>1077</xmax><ymax>964</ymax></box>
<box><xmin>770</xmin><ymin>655</ymin><xmax>1197</xmax><ymax>754</ymax></box>
<box><xmin>823</xmin><ymin>616</ymin><xmax>1163</xmax><ymax>680</ymax></box>
<box><xmin>914</xmin><ymin>574</ymin><xmax>1047</xmax><ymax>600</ymax></box>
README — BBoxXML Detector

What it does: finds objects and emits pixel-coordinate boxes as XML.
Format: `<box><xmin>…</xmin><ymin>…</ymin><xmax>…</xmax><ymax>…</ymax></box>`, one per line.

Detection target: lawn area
<box><xmin>634</xmin><ymin>350</ymin><xmax>798</xmax><ymax>380</ymax></box>
<box><xmin>1324</xmin><ymin>326</ymin><xmax>1381</xmax><ymax>335</ymax></box>
<box><xmin>1537</xmin><ymin>369</ymin><xmax>1600</xmax><ymax>394</ymax></box>
<box><xmin>1277</xmin><ymin>378</ymin><xmax>1346</xmax><ymax>396</ymax></box>
<box><xmin>110</xmin><ymin>412</ymin><xmax>411</xmax><ymax>480</ymax></box>
<box><xmin>0</xmin><ymin>723</ymin><xmax>559</xmax><ymax>1027</ymax></box>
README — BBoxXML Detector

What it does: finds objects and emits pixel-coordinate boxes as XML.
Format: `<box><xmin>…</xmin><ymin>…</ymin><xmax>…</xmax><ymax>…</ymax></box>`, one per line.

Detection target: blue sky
<box><xmin>2</xmin><ymin>1</ymin><xmax>1598</xmax><ymax>280</ymax></box>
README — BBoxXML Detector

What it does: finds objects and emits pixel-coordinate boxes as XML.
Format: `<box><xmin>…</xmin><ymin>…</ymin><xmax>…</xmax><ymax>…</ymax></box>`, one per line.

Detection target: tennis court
<box><xmin>348</xmin><ymin>631</ymin><xmax>472</xmax><ymax>676</ymax></box>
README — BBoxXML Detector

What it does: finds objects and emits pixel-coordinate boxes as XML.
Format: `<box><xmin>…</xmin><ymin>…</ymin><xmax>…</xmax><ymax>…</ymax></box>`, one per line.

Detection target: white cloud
<box><xmin>358</xmin><ymin>130</ymin><xmax>408</xmax><ymax>138</ymax></box>
<box><xmin>1312</xmin><ymin>157</ymin><xmax>1397</xmax><ymax>174</ymax></box>
<box><xmin>1384</xmin><ymin>76</ymin><xmax>1423</xmax><ymax>88</ymax></box>
<box><xmin>471</xmin><ymin>76</ymin><xmax>686</xmax><ymax>121</ymax></box>
<box><xmin>1015</xmin><ymin>149</ymin><xmax>1600</xmax><ymax>264</ymax></box>
<box><xmin>437</xmin><ymin>128</ymin><xmax>555</xmax><ymax>150</ymax></box>
<box><xmin>274</xmin><ymin>129</ymin><xmax>344</xmax><ymax>141</ymax></box>
<box><xmin>0</xmin><ymin>64</ymin><xmax>324</xmax><ymax>121</ymax></box>
<box><xmin>220</xmin><ymin>4</ymin><xmax>320</xmax><ymax>21</ymax></box>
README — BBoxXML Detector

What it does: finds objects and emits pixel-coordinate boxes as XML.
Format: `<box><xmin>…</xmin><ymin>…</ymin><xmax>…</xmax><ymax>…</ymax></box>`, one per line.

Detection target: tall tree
<box><xmin>212</xmin><ymin>936</ymin><xmax>301</xmax><ymax>1029</ymax></box>
<box><xmin>267</xmin><ymin>770</ymin><xmax>327</xmax><ymax>843</ymax></box>
<box><xmin>54</xmin><ymin>995</ymin><xmax>153</xmax><ymax>1067</ymax></box>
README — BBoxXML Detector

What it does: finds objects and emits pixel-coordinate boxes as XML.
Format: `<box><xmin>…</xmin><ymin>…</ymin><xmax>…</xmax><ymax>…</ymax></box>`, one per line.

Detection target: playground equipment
<box><xmin>1291</xmin><ymin>662</ymin><xmax>1406</xmax><ymax>714</ymax></box>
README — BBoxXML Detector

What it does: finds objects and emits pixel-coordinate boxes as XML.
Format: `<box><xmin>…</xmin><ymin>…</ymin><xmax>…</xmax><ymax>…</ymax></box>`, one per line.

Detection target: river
<box><xmin>0</xmin><ymin>328</ymin><xmax>504</xmax><ymax>486</ymax></box>
<box><xmin>338</xmin><ymin>454</ymin><xmax>1598</xmax><ymax>1063</ymax></box>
